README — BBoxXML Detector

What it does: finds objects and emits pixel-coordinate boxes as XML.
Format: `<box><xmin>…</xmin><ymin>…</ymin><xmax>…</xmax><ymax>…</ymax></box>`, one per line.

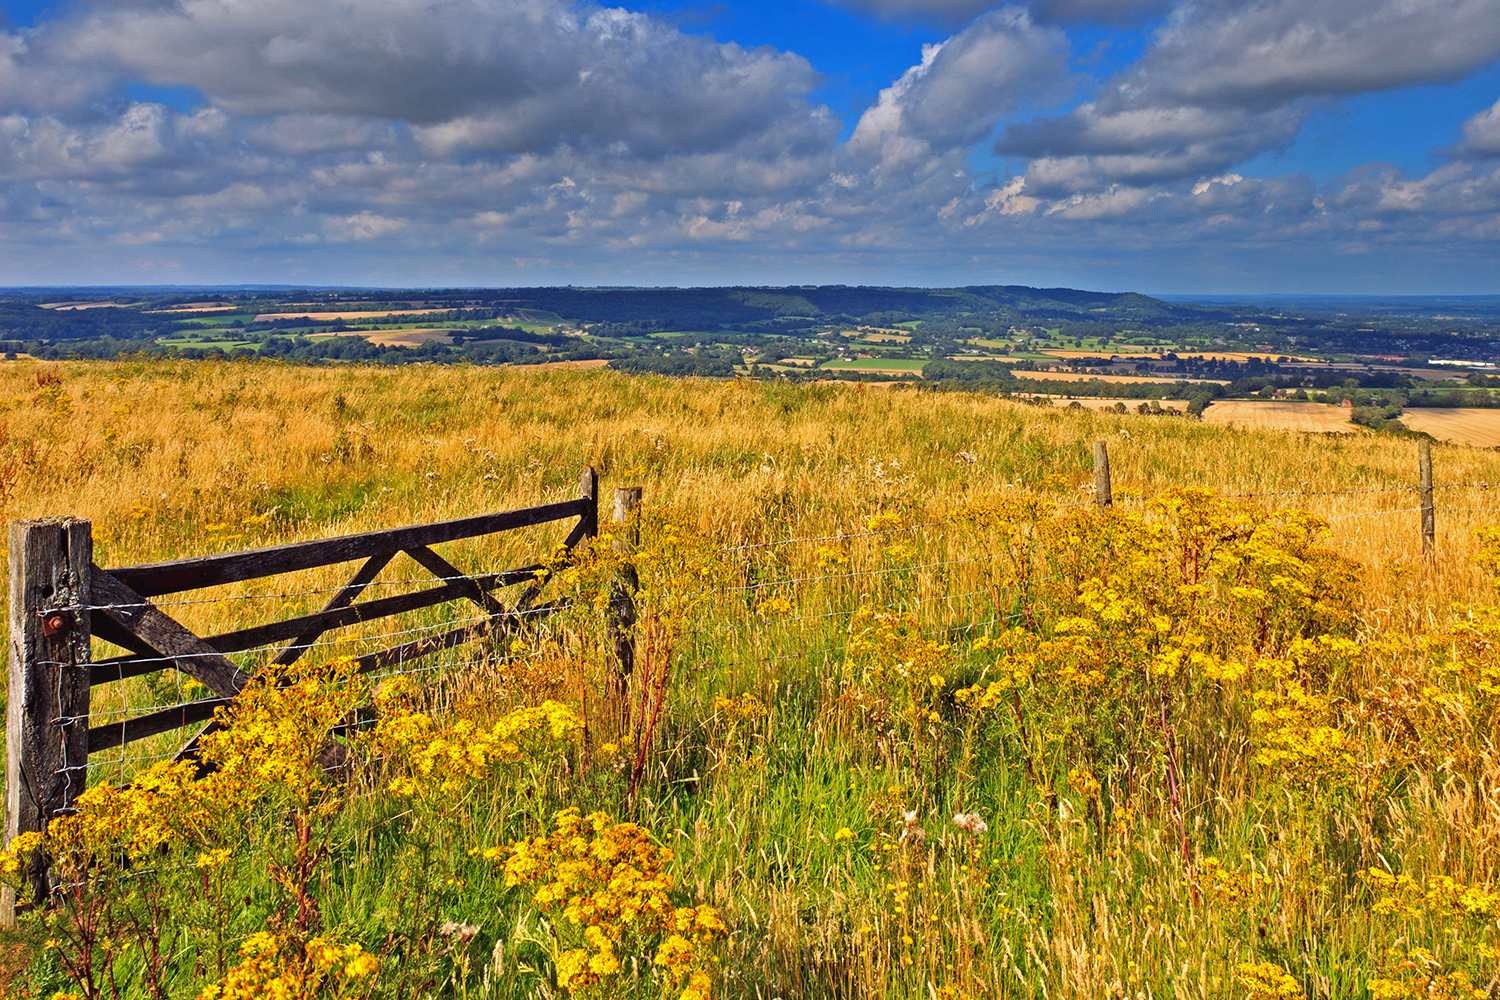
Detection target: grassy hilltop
<box><xmin>4</xmin><ymin>358</ymin><xmax>1500</xmax><ymax>998</ymax></box>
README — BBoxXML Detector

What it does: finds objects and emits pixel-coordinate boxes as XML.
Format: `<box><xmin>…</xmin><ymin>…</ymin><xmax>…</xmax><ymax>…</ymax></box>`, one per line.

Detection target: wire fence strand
<box><xmin>32</xmin><ymin>477</ymin><xmax>1500</xmax><ymax>790</ymax></box>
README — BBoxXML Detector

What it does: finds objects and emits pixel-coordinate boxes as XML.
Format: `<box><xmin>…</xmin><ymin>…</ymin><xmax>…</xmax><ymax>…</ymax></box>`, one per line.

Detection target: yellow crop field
<box><xmin>1201</xmin><ymin>399</ymin><xmax>1363</xmax><ymax>433</ymax></box>
<box><xmin>6</xmin><ymin>359</ymin><xmax>1500</xmax><ymax>999</ymax></box>
<box><xmin>1400</xmin><ymin>407</ymin><xmax>1500</xmax><ymax>448</ymax></box>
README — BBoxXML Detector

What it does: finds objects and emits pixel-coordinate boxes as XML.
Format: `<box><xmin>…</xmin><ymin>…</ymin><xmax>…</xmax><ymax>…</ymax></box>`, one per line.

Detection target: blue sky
<box><xmin>0</xmin><ymin>0</ymin><xmax>1497</xmax><ymax>292</ymax></box>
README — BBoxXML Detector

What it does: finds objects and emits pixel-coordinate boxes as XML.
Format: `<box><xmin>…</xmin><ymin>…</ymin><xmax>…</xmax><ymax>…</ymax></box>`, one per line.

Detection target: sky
<box><xmin>0</xmin><ymin>0</ymin><xmax>1498</xmax><ymax>292</ymax></box>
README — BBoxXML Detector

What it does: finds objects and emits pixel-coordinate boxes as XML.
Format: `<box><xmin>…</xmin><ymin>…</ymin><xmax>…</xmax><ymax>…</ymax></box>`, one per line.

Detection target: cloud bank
<box><xmin>0</xmin><ymin>0</ymin><xmax>1496</xmax><ymax>288</ymax></box>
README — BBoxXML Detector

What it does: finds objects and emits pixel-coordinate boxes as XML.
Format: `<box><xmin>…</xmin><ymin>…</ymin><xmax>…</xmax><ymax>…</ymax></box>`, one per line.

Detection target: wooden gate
<box><xmin>3</xmin><ymin>467</ymin><xmax>599</xmax><ymax>921</ymax></box>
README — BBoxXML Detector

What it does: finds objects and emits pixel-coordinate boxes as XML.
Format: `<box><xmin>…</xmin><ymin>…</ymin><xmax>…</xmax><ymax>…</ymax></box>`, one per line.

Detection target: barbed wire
<box><xmin>64</xmin><ymin>613</ymin><xmax>508</xmax><ymax>727</ymax></box>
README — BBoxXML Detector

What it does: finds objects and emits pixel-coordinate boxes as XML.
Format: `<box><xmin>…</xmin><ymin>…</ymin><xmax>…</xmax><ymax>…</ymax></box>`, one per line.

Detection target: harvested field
<box><xmin>146</xmin><ymin>304</ymin><xmax>236</xmax><ymax>313</ymax></box>
<box><xmin>1039</xmin><ymin>349</ymin><xmax>1319</xmax><ymax>363</ymax></box>
<box><xmin>1024</xmin><ymin>371</ymin><xmax>1228</xmax><ymax>385</ymax></box>
<box><xmin>523</xmin><ymin>358</ymin><xmax>611</xmax><ymax>371</ymax></box>
<box><xmin>1201</xmin><ymin>399</ymin><xmax>1362</xmax><ymax>433</ymax></box>
<box><xmin>861</xmin><ymin>332</ymin><xmax>911</xmax><ymax>343</ymax></box>
<box><xmin>364</xmin><ymin>328</ymin><xmax>455</xmax><ymax>347</ymax></box>
<box><xmin>42</xmin><ymin>301</ymin><xmax>123</xmax><ymax>310</ymax></box>
<box><xmin>1400</xmin><ymin>408</ymin><xmax>1500</xmax><ymax>448</ymax></box>
<box><xmin>1040</xmin><ymin>348</ymin><xmax>1162</xmax><ymax>359</ymax></box>
<box><xmin>252</xmin><ymin>308</ymin><xmax>453</xmax><ymax>322</ymax></box>
<box><xmin>776</xmin><ymin>358</ymin><xmax>817</xmax><ymax>367</ymax></box>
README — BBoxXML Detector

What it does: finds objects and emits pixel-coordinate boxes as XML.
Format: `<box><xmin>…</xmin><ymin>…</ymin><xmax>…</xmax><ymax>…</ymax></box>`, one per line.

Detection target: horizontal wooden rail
<box><xmin>89</xmin><ymin>698</ymin><xmax>231</xmax><ymax>753</ymax></box>
<box><xmin>86</xmin><ymin>605</ymin><xmax>554</xmax><ymax>754</ymax></box>
<box><xmin>88</xmin><ymin>562</ymin><xmax>544</xmax><ymax>686</ymax></box>
<box><xmin>107</xmin><ymin>497</ymin><xmax>589</xmax><ymax>597</ymax></box>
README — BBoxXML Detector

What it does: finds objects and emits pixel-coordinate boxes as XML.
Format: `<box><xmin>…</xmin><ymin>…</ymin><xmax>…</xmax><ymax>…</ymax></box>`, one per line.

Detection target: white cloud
<box><xmin>1456</xmin><ymin>96</ymin><xmax>1500</xmax><ymax>157</ymax></box>
<box><xmin>851</xmin><ymin>7</ymin><xmax>1069</xmax><ymax>163</ymax></box>
<box><xmin>0</xmin><ymin>0</ymin><xmax>1494</xmax><ymax>289</ymax></box>
<box><xmin>1141</xmin><ymin>0</ymin><xmax>1500</xmax><ymax>107</ymax></box>
<box><xmin>38</xmin><ymin>0</ymin><xmax>819</xmax><ymax>160</ymax></box>
<box><xmin>998</xmin><ymin>0</ymin><xmax>1500</xmax><ymax>189</ymax></box>
<box><xmin>325</xmin><ymin>211</ymin><xmax>407</xmax><ymax>240</ymax></box>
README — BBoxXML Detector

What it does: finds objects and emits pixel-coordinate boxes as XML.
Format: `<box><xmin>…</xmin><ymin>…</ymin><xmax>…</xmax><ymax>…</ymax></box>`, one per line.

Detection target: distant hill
<box><xmin>488</xmin><ymin>285</ymin><xmax>1207</xmax><ymax>328</ymax></box>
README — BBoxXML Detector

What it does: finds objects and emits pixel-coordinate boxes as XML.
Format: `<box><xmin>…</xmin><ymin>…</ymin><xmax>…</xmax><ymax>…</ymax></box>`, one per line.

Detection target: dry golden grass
<box><xmin>1400</xmin><ymin>407</ymin><xmax>1500</xmax><ymax>448</ymax></box>
<box><xmin>1</xmin><ymin>357</ymin><xmax>1494</xmax><ymax>619</ymax></box>
<box><xmin>1202</xmin><ymin>399</ymin><xmax>1363</xmax><ymax>434</ymax></box>
<box><xmin>8</xmin><ymin>357</ymin><xmax>1500</xmax><ymax>998</ymax></box>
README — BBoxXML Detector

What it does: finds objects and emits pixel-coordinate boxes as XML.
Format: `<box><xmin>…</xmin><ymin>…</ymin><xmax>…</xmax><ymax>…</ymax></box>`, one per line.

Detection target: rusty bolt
<box><xmin>41</xmin><ymin>609</ymin><xmax>73</xmax><ymax>637</ymax></box>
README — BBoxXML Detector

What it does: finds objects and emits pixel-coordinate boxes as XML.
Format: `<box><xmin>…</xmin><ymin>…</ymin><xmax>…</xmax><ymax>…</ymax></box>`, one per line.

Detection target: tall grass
<box><xmin>4</xmin><ymin>358</ymin><xmax>1500</xmax><ymax>999</ymax></box>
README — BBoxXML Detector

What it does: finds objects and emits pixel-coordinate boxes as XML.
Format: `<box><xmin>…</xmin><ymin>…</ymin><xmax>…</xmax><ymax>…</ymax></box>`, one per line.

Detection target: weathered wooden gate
<box><xmin>3</xmin><ymin>467</ymin><xmax>599</xmax><ymax>922</ymax></box>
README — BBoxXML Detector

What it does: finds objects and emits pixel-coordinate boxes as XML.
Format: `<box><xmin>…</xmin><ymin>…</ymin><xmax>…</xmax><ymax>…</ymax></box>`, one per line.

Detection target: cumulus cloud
<box><xmin>32</xmin><ymin>0</ymin><xmax>819</xmax><ymax>161</ymax></box>
<box><xmin>1139</xmin><ymin>0</ymin><xmax>1500</xmax><ymax>108</ymax></box>
<box><xmin>0</xmin><ymin>0</ymin><xmax>1496</xmax><ymax>287</ymax></box>
<box><xmin>851</xmin><ymin>7</ymin><xmax>1069</xmax><ymax>163</ymax></box>
<box><xmin>994</xmin><ymin>0</ymin><xmax>1500</xmax><ymax>203</ymax></box>
<box><xmin>1455</xmin><ymin>96</ymin><xmax>1500</xmax><ymax>158</ymax></box>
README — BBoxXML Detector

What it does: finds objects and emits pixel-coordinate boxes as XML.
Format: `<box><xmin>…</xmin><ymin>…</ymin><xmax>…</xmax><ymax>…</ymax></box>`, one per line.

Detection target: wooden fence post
<box><xmin>607</xmin><ymin>488</ymin><xmax>642</xmax><ymax>720</ymax></box>
<box><xmin>577</xmin><ymin>467</ymin><xmax>599</xmax><ymax>542</ymax></box>
<box><xmin>1419</xmin><ymin>439</ymin><xmax>1435</xmax><ymax>556</ymax></box>
<box><xmin>1094</xmin><ymin>441</ymin><xmax>1112</xmax><ymax>508</ymax></box>
<box><xmin>4</xmin><ymin>518</ymin><xmax>92</xmax><ymax>926</ymax></box>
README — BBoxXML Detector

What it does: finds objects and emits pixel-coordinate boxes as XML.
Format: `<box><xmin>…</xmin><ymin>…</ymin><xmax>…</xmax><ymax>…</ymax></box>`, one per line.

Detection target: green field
<box><xmin>153</xmin><ymin>337</ymin><xmax>261</xmax><ymax>350</ymax></box>
<box><xmin>820</xmin><ymin>358</ymin><xmax>928</xmax><ymax>372</ymax></box>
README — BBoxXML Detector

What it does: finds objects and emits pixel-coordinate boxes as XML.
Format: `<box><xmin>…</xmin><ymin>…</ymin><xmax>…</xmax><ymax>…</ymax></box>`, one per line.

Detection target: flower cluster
<box><xmin>481</xmin><ymin>808</ymin><xmax>725</xmax><ymax>998</ymax></box>
<box><xmin>1362</xmin><ymin>869</ymin><xmax>1500</xmax><ymax>921</ymax></box>
<box><xmin>198</xmin><ymin>931</ymin><xmax>378</xmax><ymax>1000</ymax></box>
<box><xmin>1367</xmin><ymin>948</ymin><xmax>1491</xmax><ymax>1000</ymax></box>
<box><xmin>372</xmin><ymin>698</ymin><xmax>582</xmax><ymax>798</ymax></box>
<box><xmin>1235</xmin><ymin>961</ymin><xmax>1301</xmax><ymax>999</ymax></box>
<box><xmin>1250</xmin><ymin>680</ymin><xmax>1358</xmax><ymax>793</ymax></box>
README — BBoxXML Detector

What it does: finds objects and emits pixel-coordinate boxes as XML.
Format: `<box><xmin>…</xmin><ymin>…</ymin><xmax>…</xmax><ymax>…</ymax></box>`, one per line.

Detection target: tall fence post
<box><xmin>1094</xmin><ymin>441</ymin><xmax>1112</xmax><ymax>508</ymax></box>
<box><xmin>1419</xmin><ymin>439</ymin><xmax>1435</xmax><ymax>556</ymax></box>
<box><xmin>607</xmin><ymin>487</ymin><xmax>642</xmax><ymax>722</ymax></box>
<box><xmin>4</xmin><ymin>518</ymin><xmax>92</xmax><ymax>927</ymax></box>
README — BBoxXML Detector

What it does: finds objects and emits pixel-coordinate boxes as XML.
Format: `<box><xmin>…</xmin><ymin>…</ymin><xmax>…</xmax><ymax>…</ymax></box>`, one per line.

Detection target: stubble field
<box><xmin>1398</xmin><ymin>407</ymin><xmax>1500</xmax><ymax>448</ymax></box>
<box><xmin>1200</xmin><ymin>399</ymin><xmax>1366</xmax><ymax>434</ymax></box>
